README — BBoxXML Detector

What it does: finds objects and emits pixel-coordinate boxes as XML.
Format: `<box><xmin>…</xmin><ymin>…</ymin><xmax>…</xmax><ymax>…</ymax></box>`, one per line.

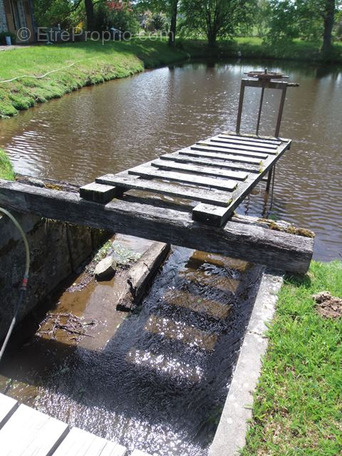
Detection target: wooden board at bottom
<box><xmin>0</xmin><ymin>404</ymin><xmax>68</xmax><ymax>456</ymax></box>
<box><xmin>53</xmin><ymin>427</ymin><xmax>127</xmax><ymax>456</ymax></box>
<box><xmin>0</xmin><ymin>394</ymin><xmax>18</xmax><ymax>428</ymax></box>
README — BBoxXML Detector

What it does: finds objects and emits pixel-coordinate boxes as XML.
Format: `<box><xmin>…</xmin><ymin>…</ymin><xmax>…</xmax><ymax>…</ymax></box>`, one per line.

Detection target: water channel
<box><xmin>0</xmin><ymin>59</ymin><xmax>341</xmax><ymax>455</ymax></box>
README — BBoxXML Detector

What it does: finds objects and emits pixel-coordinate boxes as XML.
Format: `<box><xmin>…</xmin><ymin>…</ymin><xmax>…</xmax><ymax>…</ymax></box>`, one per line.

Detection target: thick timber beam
<box><xmin>0</xmin><ymin>180</ymin><xmax>313</xmax><ymax>274</ymax></box>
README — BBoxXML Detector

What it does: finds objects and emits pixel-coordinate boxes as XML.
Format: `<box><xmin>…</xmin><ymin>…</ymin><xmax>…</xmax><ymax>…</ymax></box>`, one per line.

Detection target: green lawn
<box><xmin>242</xmin><ymin>260</ymin><xmax>342</xmax><ymax>456</ymax></box>
<box><xmin>0</xmin><ymin>39</ymin><xmax>188</xmax><ymax>117</ymax></box>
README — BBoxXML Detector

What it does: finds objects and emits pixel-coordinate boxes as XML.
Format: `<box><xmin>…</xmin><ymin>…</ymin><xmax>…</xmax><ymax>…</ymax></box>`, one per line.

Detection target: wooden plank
<box><xmin>79</xmin><ymin>182</ymin><xmax>118</xmax><ymax>203</ymax></box>
<box><xmin>179</xmin><ymin>148</ymin><xmax>262</xmax><ymax>165</ymax></box>
<box><xmin>216</xmin><ymin>135</ymin><xmax>279</xmax><ymax>149</ymax></box>
<box><xmin>0</xmin><ymin>180</ymin><xmax>314</xmax><ymax>273</ymax></box>
<box><xmin>192</xmin><ymin>141</ymin><xmax>291</xmax><ymax>226</ymax></box>
<box><xmin>193</xmin><ymin>143</ymin><xmax>269</xmax><ymax>159</ymax></box>
<box><xmin>151</xmin><ymin>158</ymin><xmax>248</xmax><ymax>181</ymax></box>
<box><xmin>206</xmin><ymin>138</ymin><xmax>278</xmax><ymax>155</ymax></box>
<box><xmin>52</xmin><ymin>427</ymin><xmax>127</xmax><ymax>456</ymax></box>
<box><xmin>0</xmin><ymin>404</ymin><xmax>69</xmax><ymax>456</ymax></box>
<box><xmin>160</xmin><ymin>153</ymin><xmax>260</xmax><ymax>173</ymax></box>
<box><xmin>222</xmin><ymin>133</ymin><xmax>283</xmax><ymax>145</ymax></box>
<box><xmin>96</xmin><ymin>173</ymin><xmax>233</xmax><ymax>207</ymax></box>
<box><xmin>128</xmin><ymin>164</ymin><xmax>238</xmax><ymax>192</ymax></box>
<box><xmin>0</xmin><ymin>394</ymin><xmax>18</xmax><ymax>429</ymax></box>
<box><xmin>116</xmin><ymin>242</ymin><xmax>170</xmax><ymax>311</ymax></box>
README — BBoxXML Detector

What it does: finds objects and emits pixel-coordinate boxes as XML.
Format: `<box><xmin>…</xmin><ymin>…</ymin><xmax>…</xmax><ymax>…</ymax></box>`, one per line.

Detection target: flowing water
<box><xmin>0</xmin><ymin>59</ymin><xmax>341</xmax><ymax>455</ymax></box>
<box><xmin>0</xmin><ymin>60</ymin><xmax>341</xmax><ymax>259</ymax></box>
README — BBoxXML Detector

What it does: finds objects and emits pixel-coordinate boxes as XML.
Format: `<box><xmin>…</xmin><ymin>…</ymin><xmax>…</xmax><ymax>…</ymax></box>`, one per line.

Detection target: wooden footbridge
<box><xmin>0</xmin><ymin>70</ymin><xmax>313</xmax><ymax>273</ymax></box>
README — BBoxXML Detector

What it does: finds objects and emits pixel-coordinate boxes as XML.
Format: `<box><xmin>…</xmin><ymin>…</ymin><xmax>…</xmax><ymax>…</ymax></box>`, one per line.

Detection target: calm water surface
<box><xmin>1</xmin><ymin>60</ymin><xmax>341</xmax><ymax>260</ymax></box>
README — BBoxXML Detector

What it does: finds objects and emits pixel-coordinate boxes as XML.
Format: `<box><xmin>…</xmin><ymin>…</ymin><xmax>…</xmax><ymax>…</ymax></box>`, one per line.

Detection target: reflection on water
<box><xmin>0</xmin><ymin>61</ymin><xmax>341</xmax><ymax>260</ymax></box>
<box><xmin>0</xmin><ymin>246</ymin><xmax>262</xmax><ymax>456</ymax></box>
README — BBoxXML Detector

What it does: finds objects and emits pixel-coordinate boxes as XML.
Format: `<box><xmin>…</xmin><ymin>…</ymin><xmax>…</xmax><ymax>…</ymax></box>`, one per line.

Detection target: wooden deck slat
<box><xmin>0</xmin><ymin>394</ymin><xmax>18</xmax><ymax>429</ymax></box>
<box><xmin>180</xmin><ymin>148</ymin><xmax>262</xmax><ymax>165</ymax></box>
<box><xmin>159</xmin><ymin>152</ymin><xmax>260</xmax><ymax>173</ymax></box>
<box><xmin>52</xmin><ymin>427</ymin><xmax>127</xmax><ymax>456</ymax></box>
<box><xmin>160</xmin><ymin>153</ymin><xmax>260</xmax><ymax>173</ymax></box>
<box><xmin>193</xmin><ymin>143</ymin><xmax>269</xmax><ymax>159</ymax></box>
<box><xmin>151</xmin><ymin>158</ymin><xmax>248</xmax><ymax>181</ymax></box>
<box><xmin>216</xmin><ymin>135</ymin><xmax>279</xmax><ymax>149</ymax></box>
<box><xmin>207</xmin><ymin>138</ymin><xmax>278</xmax><ymax>155</ymax></box>
<box><xmin>128</xmin><ymin>164</ymin><xmax>238</xmax><ymax>192</ymax></box>
<box><xmin>96</xmin><ymin>173</ymin><xmax>233</xmax><ymax>206</ymax></box>
<box><xmin>0</xmin><ymin>404</ymin><xmax>69</xmax><ymax>456</ymax></box>
<box><xmin>222</xmin><ymin>133</ymin><xmax>283</xmax><ymax>145</ymax></box>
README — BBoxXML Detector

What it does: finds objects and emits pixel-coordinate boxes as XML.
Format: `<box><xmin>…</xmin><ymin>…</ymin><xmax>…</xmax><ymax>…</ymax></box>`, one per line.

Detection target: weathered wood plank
<box><xmin>80</xmin><ymin>182</ymin><xmax>118</xmax><ymax>203</ymax></box>
<box><xmin>192</xmin><ymin>143</ymin><xmax>269</xmax><ymax>159</ymax></box>
<box><xmin>179</xmin><ymin>148</ymin><xmax>262</xmax><ymax>165</ymax></box>
<box><xmin>0</xmin><ymin>404</ymin><xmax>69</xmax><ymax>456</ymax></box>
<box><xmin>151</xmin><ymin>158</ymin><xmax>248</xmax><ymax>181</ymax></box>
<box><xmin>96</xmin><ymin>173</ymin><xmax>232</xmax><ymax>207</ymax></box>
<box><xmin>222</xmin><ymin>133</ymin><xmax>283</xmax><ymax>145</ymax></box>
<box><xmin>52</xmin><ymin>427</ymin><xmax>127</xmax><ymax>456</ymax></box>
<box><xmin>160</xmin><ymin>153</ymin><xmax>260</xmax><ymax>173</ymax></box>
<box><xmin>128</xmin><ymin>164</ymin><xmax>238</xmax><ymax>192</ymax></box>
<box><xmin>116</xmin><ymin>241</ymin><xmax>170</xmax><ymax>311</ymax></box>
<box><xmin>192</xmin><ymin>141</ymin><xmax>291</xmax><ymax>226</ymax></box>
<box><xmin>216</xmin><ymin>135</ymin><xmax>279</xmax><ymax>149</ymax></box>
<box><xmin>0</xmin><ymin>180</ymin><xmax>314</xmax><ymax>273</ymax></box>
<box><xmin>0</xmin><ymin>394</ymin><xmax>18</xmax><ymax>429</ymax></box>
<box><xmin>208</xmin><ymin>137</ymin><xmax>278</xmax><ymax>154</ymax></box>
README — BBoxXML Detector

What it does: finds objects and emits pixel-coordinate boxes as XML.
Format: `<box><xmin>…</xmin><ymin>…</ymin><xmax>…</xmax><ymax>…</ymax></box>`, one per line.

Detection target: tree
<box><xmin>321</xmin><ymin>0</ymin><xmax>336</xmax><ymax>53</ymax></box>
<box><xmin>135</xmin><ymin>0</ymin><xmax>180</xmax><ymax>45</ymax></box>
<box><xmin>181</xmin><ymin>0</ymin><xmax>256</xmax><ymax>47</ymax></box>
<box><xmin>266</xmin><ymin>0</ymin><xmax>340</xmax><ymax>54</ymax></box>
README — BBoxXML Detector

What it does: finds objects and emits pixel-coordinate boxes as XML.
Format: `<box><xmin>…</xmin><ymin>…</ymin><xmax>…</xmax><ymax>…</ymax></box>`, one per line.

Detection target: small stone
<box><xmin>94</xmin><ymin>257</ymin><xmax>116</xmax><ymax>280</ymax></box>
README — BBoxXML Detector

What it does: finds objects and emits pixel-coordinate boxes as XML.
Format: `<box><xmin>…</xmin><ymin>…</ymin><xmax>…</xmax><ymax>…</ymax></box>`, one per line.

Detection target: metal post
<box><xmin>236</xmin><ymin>81</ymin><xmax>246</xmax><ymax>134</ymax></box>
<box><xmin>274</xmin><ymin>85</ymin><xmax>288</xmax><ymax>137</ymax></box>
<box><xmin>256</xmin><ymin>86</ymin><xmax>265</xmax><ymax>136</ymax></box>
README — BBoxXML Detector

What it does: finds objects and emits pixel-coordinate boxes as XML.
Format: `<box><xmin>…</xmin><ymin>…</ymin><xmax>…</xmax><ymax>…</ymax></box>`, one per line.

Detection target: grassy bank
<box><xmin>1</xmin><ymin>38</ymin><xmax>341</xmax><ymax>118</ymax></box>
<box><xmin>242</xmin><ymin>260</ymin><xmax>342</xmax><ymax>456</ymax></box>
<box><xmin>0</xmin><ymin>39</ymin><xmax>188</xmax><ymax>117</ymax></box>
<box><xmin>0</xmin><ymin>149</ymin><xmax>15</xmax><ymax>180</ymax></box>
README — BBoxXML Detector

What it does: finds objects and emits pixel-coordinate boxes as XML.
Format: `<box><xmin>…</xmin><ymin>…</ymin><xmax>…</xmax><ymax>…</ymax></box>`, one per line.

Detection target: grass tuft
<box><xmin>0</xmin><ymin>149</ymin><xmax>15</xmax><ymax>180</ymax></box>
<box><xmin>242</xmin><ymin>260</ymin><xmax>342</xmax><ymax>456</ymax></box>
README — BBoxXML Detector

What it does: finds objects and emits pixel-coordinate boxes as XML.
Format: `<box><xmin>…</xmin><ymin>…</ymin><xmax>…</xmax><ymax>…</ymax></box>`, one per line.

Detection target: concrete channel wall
<box><xmin>0</xmin><ymin>211</ymin><xmax>109</xmax><ymax>340</ymax></box>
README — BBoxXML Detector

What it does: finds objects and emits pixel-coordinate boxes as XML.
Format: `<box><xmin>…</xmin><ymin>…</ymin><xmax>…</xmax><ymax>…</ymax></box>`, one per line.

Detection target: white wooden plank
<box><xmin>0</xmin><ymin>404</ymin><xmax>68</xmax><ymax>456</ymax></box>
<box><xmin>0</xmin><ymin>394</ymin><xmax>18</xmax><ymax>428</ymax></box>
<box><xmin>52</xmin><ymin>427</ymin><xmax>127</xmax><ymax>456</ymax></box>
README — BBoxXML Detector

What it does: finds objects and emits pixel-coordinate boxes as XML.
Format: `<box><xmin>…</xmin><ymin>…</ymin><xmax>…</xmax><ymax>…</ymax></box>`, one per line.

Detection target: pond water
<box><xmin>0</xmin><ymin>60</ymin><xmax>341</xmax><ymax>260</ymax></box>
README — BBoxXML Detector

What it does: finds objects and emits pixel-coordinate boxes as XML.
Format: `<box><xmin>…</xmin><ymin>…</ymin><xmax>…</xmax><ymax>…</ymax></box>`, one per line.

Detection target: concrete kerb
<box><xmin>209</xmin><ymin>269</ymin><xmax>284</xmax><ymax>456</ymax></box>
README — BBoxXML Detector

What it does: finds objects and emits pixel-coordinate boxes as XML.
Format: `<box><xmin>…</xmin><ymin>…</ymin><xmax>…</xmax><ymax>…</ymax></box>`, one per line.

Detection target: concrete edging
<box><xmin>209</xmin><ymin>270</ymin><xmax>284</xmax><ymax>456</ymax></box>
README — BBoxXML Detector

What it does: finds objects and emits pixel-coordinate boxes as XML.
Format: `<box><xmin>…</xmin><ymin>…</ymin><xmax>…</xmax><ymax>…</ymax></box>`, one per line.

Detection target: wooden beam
<box><xmin>0</xmin><ymin>180</ymin><xmax>314</xmax><ymax>273</ymax></box>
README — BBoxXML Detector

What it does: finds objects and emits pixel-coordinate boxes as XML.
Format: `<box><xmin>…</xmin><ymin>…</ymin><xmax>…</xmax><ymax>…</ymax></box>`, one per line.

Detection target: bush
<box><xmin>94</xmin><ymin>3</ymin><xmax>139</xmax><ymax>35</ymax></box>
<box><xmin>0</xmin><ymin>32</ymin><xmax>16</xmax><ymax>45</ymax></box>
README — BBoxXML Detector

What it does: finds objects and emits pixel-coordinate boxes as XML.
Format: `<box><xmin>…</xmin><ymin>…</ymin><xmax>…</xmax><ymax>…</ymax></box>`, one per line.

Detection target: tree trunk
<box><xmin>321</xmin><ymin>0</ymin><xmax>335</xmax><ymax>55</ymax></box>
<box><xmin>168</xmin><ymin>0</ymin><xmax>178</xmax><ymax>46</ymax></box>
<box><xmin>84</xmin><ymin>0</ymin><xmax>95</xmax><ymax>31</ymax></box>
